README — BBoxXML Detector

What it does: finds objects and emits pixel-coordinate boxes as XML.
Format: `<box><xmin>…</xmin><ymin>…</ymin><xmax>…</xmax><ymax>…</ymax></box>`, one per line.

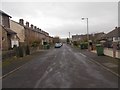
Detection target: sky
<box><xmin>1</xmin><ymin>0</ymin><xmax>119</xmax><ymax>38</ymax></box>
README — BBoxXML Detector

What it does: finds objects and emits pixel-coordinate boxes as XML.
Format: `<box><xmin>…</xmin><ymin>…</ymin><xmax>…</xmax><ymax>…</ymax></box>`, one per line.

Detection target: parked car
<box><xmin>59</xmin><ymin>43</ymin><xmax>63</xmax><ymax>46</ymax></box>
<box><xmin>55</xmin><ymin>43</ymin><xmax>62</xmax><ymax>48</ymax></box>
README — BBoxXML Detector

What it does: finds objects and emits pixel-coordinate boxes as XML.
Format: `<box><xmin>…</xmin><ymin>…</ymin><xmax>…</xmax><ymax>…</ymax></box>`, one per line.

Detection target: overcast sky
<box><xmin>1</xmin><ymin>1</ymin><xmax>119</xmax><ymax>38</ymax></box>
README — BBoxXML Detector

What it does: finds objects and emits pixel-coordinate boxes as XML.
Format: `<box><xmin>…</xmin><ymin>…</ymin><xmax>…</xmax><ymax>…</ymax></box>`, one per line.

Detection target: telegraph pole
<box><xmin>69</xmin><ymin>32</ymin><xmax>70</xmax><ymax>39</ymax></box>
<box><xmin>69</xmin><ymin>32</ymin><xmax>70</xmax><ymax>44</ymax></box>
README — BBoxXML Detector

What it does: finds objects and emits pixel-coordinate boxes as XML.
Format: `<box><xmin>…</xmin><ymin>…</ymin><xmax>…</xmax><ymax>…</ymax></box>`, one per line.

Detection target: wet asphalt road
<box><xmin>2</xmin><ymin>44</ymin><xmax>118</xmax><ymax>88</ymax></box>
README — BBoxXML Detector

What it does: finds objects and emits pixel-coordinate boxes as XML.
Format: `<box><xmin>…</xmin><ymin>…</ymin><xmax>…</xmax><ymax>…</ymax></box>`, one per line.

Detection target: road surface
<box><xmin>2</xmin><ymin>44</ymin><xmax>118</xmax><ymax>88</ymax></box>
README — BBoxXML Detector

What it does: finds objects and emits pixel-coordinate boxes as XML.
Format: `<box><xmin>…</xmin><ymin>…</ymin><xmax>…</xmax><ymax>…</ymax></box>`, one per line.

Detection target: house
<box><xmin>72</xmin><ymin>34</ymin><xmax>81</xmax><ymax>42</ymax></box>
<box><xmin>0</xmin><ymin>10</ymin><xmax>19</xmax><ymax>50</ymax></box>
<box><xmin>91</xmin><ymin>32</ymin><xmax>105</xmax><ymax>43</ymax></box>
<box><xmin>72</xmin><ymin>34</ymin><xmax>93</xmax><ymax>42</ymax></box>
<box><xmin>0</xmin><ymin>10</ymin><xmax>11</xmax><ymax>28</ymax></box>
<box><xmin>10</xmin><ymin>20</ymin><xmax>25</xmax><ymax>46</ymax></box>
<box><xmin>103</xmin><ymin>27</ymin><xmax>120</xmax><ymax>49</ymax></box>
<box><xmin>104</xmin><ymin>27</ymin><xmax>120</xmax><ymax>42</ymax></box>
<box><xmin>44</xmin><ymin>31</ymin><xmax>50</xmax><ymax>43</ymax></box>
<box><xmin>53</xmin><ymin>36</ymin><xmax>60</xmax><ymax>43</ymax></box>
<box><xmin>49</xmin><ymin>36</ymin><xmax>53</xmax><ymax>45</ymax></box>
<box><xmin>102</xmin><ymin>27</ymin><xmax>120</xmax><ymax>59</ymax></box>
<box><xmin>1</xmin><ymin>25</ymin><xmax>19</xmax><ymax>50</ymax></box>
<box><xmin>0</xmin><ymin>26</ymin><xmax>2</xmax><ymax>50</ymax></box>
<box><xmin>72</xmin><ymin>32</ymin><xmax>105</xmax><ymax>43</ymax></box>
<box><xmin>1</xmin><ymin>25</ymin><xmax>8</xmax><ymax>50</ymax></box>
<box><xmin>10</xmin><ymin>19</ymin><xmax>50</xmax><ymax>47</ymax></box>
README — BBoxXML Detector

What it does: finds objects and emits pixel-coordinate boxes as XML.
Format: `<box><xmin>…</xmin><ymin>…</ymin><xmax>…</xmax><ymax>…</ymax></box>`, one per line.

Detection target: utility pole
<box><xmin>69</xmin><ymin>32</ymin><xmax>70</xmax><ymax>39</ymax></box>
<box><xmin>82</xmin><ymin>18</ymin><xmax>90</xmax><ymax>50</ymax></box>
<box><xmin>69</xmin><ymin>32</ymin><xmax>71</xmax><ymax>44</ymax></box>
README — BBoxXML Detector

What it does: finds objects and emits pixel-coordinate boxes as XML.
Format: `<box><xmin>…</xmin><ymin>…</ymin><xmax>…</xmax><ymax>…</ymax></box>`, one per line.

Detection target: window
<box><xmin>2</xmin><ymin>37</ymin><xmax>5</xmax><ymax>41</ymax></box>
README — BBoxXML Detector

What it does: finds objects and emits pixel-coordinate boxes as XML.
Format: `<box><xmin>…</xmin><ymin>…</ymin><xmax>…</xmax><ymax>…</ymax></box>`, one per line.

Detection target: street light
<box><xmin>82</xmin><ymin>17</ymin><xmax>90</xmax><ymax>50</ymax></box>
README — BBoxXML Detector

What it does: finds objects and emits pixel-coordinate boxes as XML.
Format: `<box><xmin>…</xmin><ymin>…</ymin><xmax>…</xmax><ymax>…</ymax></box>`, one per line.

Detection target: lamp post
<box><xmin>69</xmin><ymin>32</ymin><xmax>71</xmax><ymax>44</ymax></box>
<box><xmin>82</xmin><ymin>18</ymin><xmax>90</xmax><ymax>50</ymax></box>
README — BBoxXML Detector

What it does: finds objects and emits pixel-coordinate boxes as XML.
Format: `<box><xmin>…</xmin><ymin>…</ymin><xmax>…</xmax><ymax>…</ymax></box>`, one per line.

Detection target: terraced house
<box><xmin>10</xmin><ymin>19</ymin><xmax>52</xmax><ymax>49</ymax></box>
<box><xmin>0</xmin><ymin>10</ymin><xmax>53</xmax><ymax>59</ymax></box>
<box><xmin>0</xmin><ymin>10</ymin><xmax>19</xmax><ymax>51</ymax></box>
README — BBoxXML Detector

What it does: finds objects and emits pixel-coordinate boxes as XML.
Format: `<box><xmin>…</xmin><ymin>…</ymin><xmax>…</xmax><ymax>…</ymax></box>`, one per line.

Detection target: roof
<box><xmin>0</xmin><ymin>10</ymin><xmax>12</xmax><ymax>18</ymax></box>
<box><xmin>11</xmin><ymin>20</ymin><xmax>49</xmax><ymax>36</ymax></box>
<box><xmin>105</xmin><ymin>27</ymin><xmax>120</xmax><ymax>38</ymax></box>
<box><xmin>3</xmin><ymin>26</ymin><xmax>16</xmax><ymax>34</ymax></box>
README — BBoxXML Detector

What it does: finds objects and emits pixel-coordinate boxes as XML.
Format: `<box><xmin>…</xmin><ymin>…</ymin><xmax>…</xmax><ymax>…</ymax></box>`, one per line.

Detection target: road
<box><xmin>2</xmin><ymin>44</ymin><xmax>118</xmax><ymax>88</ymax></box>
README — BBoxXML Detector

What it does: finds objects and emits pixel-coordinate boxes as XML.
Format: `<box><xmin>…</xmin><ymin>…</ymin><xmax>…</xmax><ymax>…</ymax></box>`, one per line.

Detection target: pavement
<box><xmin>2</xmin><ymin>44</ymin><xmax>119</xmax><ymax>88</ymax></box>
<box><xmin>1</xmin><ymin>50</ymin><xmax>47</xmax><ymax>76</ymax></box>
<box><xmin>71</xmin><ymin>45</ymin><xmax>119</xmax><ymax>77</ymax></box>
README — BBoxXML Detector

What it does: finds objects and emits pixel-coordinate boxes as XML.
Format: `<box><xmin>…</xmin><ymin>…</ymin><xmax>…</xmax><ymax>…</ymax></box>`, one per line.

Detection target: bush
<box><xmin>31</xmin><ymin>41</ymin><xmax>40</xmax><ymax>47</ymax></box>
<box><xmin>73</xmin><ymin>41</ymin><xmax>78</xmax><ymax>46</ymax></box>
<box><xmin>80</xmin><ymin>42</ymin><xmax>88</xmax><ymax>49</ymax></box>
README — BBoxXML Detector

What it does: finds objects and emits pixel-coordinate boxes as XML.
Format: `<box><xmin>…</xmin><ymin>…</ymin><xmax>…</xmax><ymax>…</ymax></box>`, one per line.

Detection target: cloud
<box><xmin>1</xmin><ymin>2</ymin><xmax>118</xmax><ymax>38</ymax></box>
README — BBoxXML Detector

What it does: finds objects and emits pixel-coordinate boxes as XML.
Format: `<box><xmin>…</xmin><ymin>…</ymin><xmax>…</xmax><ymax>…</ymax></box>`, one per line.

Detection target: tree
<box><xmin>66</xmin><ymin>38</ymin><xmax>70</xmax><ymax>44</ymax></box>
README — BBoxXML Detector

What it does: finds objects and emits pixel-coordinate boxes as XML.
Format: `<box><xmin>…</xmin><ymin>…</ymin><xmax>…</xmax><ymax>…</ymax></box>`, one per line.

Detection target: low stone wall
<box><xmin>2</xmin><ymin>50</ymin><xmax>16</xmax><ymax>60</ymax></box>
<box><xmin>116</xmin><ymin>50</ymin><xmax>120</xmax><ymax>59</ymax></box>
<box><xmin>30</xmin><ymin>47</ymin><xmax>39</xmax><ymax>54</ymax></box>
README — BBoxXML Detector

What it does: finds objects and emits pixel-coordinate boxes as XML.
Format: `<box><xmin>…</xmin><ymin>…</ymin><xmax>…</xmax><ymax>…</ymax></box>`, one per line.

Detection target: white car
<box><xmin>55</xmin><ymin>43</ymin><xmax>62</xmax><ymax>48</ymax></box>
<box><xmin>59</xmin><ymin>43</ymin><xmax>63</xmax><ymax>46</ymax></box>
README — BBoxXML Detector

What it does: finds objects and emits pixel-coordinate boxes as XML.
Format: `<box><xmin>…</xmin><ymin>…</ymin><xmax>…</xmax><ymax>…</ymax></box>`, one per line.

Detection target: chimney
<box><xmin>26</xmin><ymin>22</ymin><xmax>29</xmax><ymax>27</ymax></box>
<box><xmin>39</xmin><ymin>28</ymin><xmax>41</xmax><ymax>32</ymax></box>
<box><xmin>37</xmin><ymin>28</ymin><xmax>39</xmax><ymax>31</ymax></box>
<box><xmin>19</xmin><ymin>19</ymin><xmax>24</xmax><ymax>25</ymax></box>
<box><xmin>39</xmin><ymin>28</ymin><xmax>41</xmax><ymax>31</ymax></box>
<box><xmin>34</xmin><ymin>26</ymin><xmax>37</xmax><ymax>30</ymax></box>
<box><xmin>31</xmin><ymin>24</ymin><xmax>34</xmax><ymax>29</ymax></box>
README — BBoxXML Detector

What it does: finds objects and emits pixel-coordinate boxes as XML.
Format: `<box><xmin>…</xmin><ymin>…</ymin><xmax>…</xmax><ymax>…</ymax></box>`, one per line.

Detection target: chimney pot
<box><xmin>26</xmin><ymin>22</ymin><xmax>29</xmax><ymax>27</ymax></box>
<box><xmin>19</xmin><ymin>19</ymin><xmax>24</xmax><ymax>25</ymax></box>
<box><xmin>31</xmin><ymin>24</ymin><xmax>34</xmax><ymax>29</ymax></box>
<box><xmin>34</xmin><ymin>26</ymin><xmax>37</xmax><ymax>30</ymax></box>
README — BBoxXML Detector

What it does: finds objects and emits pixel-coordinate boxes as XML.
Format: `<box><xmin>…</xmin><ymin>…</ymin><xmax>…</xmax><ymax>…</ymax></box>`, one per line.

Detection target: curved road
<box><xmin>3</xmin><ymin>44</ymin><xmax>118</xmax><ymax>88</ymax></box>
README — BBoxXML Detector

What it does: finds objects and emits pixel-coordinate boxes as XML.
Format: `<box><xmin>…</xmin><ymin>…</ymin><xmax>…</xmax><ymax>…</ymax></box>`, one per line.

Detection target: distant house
<box><xmin>49</xmin><ymin>36</ymin><xmax>53</xmax><ymax>44</ymax></box>
<box><xmin>91</xmin><ymin>32</ymin><xmax>105</xmax><ymax>43</ymax></box>
<box><xmin>72</xmin><ymin>32</ymin><xmax>105</xmax><ymax>44</ymax></box>
<box><xmin>53</xmin><ymin>36</ymin><xmax>60</xmax><ymax>43</ymax></box>
<box><xmin>44</xmin><ymin>32</ymin><xmax>50</xmax><ymax>44</ymax></box>
<box><xmin>72</xmin><ymin>34</ymin><xmax>81</xmax><ymax>42</ymax></box>
<box><xmin>72</xmin><ymin>34</ymin><xmax>92</xmax><ymax>42</ymax></box>
<box><xmin>0</xmin><ymin>10</ymin><xmax>19</xmax><ymax>50</ymax></box>
<box><xmin>104</xmin><ymin>27</ymin><xmax>120</xmax><ymax>42</ymax></box>
<box><xmin>103</xmin><ymin>27</ymin><xmax>120</xmax><ymax>49</ymax></box>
